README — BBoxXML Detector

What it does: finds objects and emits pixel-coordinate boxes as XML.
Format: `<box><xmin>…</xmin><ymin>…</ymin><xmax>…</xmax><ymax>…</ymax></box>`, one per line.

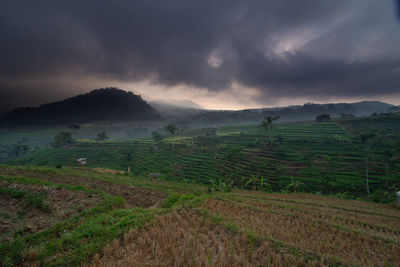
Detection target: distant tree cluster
<box><xmin>68</xmin><ymin>124</ymin><xmax>81</xmax><ymax>131</ymax></box>
<box><xmin>316</xmin><ymin>114</ymin><xmax>331</xmax><ymax>122</ymax></box>
<box><xmin>164</xmin><ymin>123</ymin><xmax>179</xmax><ymax>135</ymax></box>
<box><xmin>152</xmin><ymin>131</ymin><xmax>164</xmax><ymax>143</ymax></box>
<box><xmin>52</xmin><ymin>131</ymin><xmax>75</xmax><ymax>147</ymax></box>
<box><xmin>96</xmin><ymin>131</ymin><xmax>109</xmax><ymax>141</ymax></box>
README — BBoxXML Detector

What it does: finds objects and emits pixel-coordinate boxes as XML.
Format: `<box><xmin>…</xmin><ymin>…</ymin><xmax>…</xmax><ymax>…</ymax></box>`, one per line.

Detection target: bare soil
<box><xmin>87</xmin><ymin>210</ymin><xmax>302</xmax><ymax>267</ymax></box>
<box><xmin>92</xmin><ymin>168</ymin><xmax>125</xmax><ymax>175</ymax></box>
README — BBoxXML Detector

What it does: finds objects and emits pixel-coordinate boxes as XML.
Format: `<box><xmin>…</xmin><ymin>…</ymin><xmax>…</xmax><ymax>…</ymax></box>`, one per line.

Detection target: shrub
<box><xmin>96</xmin><ymin>131</ymin><xmax>109</xmax><ymax>141</ymax></box>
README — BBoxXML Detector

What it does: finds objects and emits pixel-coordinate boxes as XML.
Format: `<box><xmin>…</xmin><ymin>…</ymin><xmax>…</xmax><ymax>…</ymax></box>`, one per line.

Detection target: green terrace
<box><xmin>9</xmin><ymin>117</ymin><xmax>400</xmax><ymax>201</ymax></box>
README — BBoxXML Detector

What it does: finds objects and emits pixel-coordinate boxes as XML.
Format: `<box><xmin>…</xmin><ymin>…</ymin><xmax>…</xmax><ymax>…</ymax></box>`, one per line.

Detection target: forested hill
<box><xmin>0</xmin><ymin>88</ymin><xmax>160</xmax><ymax>126</ymax></box>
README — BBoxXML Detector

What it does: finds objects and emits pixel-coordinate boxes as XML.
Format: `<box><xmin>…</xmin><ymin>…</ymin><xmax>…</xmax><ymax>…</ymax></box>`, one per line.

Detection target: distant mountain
<box><xmin>0</xmin><ymin>88</ymin><xmax>160</xmax><ymax>126</ymax></box>
<box><xmin>348</xmin><ymin>101</ymin><xmax>395</xmax><ymax>115</ymax></box>
<box><xmin>173</xmin><ymin>101</ymin><xmax>395</xmax><ymax>128</ymax></box>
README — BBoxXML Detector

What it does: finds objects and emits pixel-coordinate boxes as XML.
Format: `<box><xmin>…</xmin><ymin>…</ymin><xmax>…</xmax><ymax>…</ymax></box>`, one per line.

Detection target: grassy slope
<box><xmin>0</xmin><ymin>166</ymin><xmax>204</xmax><ymax>266</ymax></box>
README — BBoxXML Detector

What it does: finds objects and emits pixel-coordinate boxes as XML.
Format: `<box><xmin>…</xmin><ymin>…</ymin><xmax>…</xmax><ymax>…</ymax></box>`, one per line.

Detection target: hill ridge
<box><xmin>0</xmin><ymin>88</ymin><xmax>160</xmax><ymax>126</ymax></box>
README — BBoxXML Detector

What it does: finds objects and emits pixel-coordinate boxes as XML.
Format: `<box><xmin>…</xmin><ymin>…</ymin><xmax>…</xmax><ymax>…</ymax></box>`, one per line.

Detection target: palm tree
<box><xmin>384</xmin><ymin>150</ymin><xmax>393</xmax><ymax>188</ymax></box>
<box><xmin>275</xmin><ymin>163</ymin><xmax>286</xmax><ymax>190</ymax></box>
<box><xmin>286</xmin><ymin>177</ymin><xmax>303</xmax><ymax>193</ymax></box>
<box><xmin>244</xmin><ymin>175</ymin><xmax>257</xmax><ymax>190</ymax></box>
<box><xmin>259</xmin><ymin>176</ymin><xmax>272</xmax><ymax>192</ymax></box>
<box><xmin>360</xmin><ymin>132</ymin><xmax>376</xmax><ymax>194</ymax></box>
<box><xmin>323</xmin><ymin>156</ymin><xmax>336</xmax><ymax>194</ymax></box>
<box><xmin>262</xmin><ymin>116</ymin><xmax>280</xmax><ymax>144</ymax></box>
<box><xmin>262</xmin><ymin>116</ymin><xmax>280</xmax><ymax>130</ymax></box>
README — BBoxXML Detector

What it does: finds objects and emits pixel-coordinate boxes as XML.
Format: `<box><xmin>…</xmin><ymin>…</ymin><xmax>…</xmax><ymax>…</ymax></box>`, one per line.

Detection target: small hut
<box><xmin>76</xmin><ymin>158</ymin><xmax>87</xmax><ymax>166</ymax></box>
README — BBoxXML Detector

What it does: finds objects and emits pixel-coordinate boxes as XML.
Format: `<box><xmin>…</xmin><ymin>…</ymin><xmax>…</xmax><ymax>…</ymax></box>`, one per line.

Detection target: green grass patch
<box><xmin>0</xmin><ymin>188</ymin><xmax>51</xmax><ymax>212</ymax></box>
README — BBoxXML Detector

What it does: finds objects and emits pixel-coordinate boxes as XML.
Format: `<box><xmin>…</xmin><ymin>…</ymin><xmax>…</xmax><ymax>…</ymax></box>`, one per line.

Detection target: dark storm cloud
<box><xmin>239</xmin><ymin>52</ymin><xmax>400</xmax><ymax>99</ymax></box>
<box><xmin>1</xmin><ymin>0</ymin><xmax>400</xmax><ymax>107</ymax></box>
<box><xmin>397</xmin><ymin>0</ymin><xmax>400</xmax><ymax>21</ymax></box>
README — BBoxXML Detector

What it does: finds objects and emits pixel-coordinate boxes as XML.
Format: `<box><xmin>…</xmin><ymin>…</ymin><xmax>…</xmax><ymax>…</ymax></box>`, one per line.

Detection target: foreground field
<box><xmin>0</xmin><ymin>166</ymin><xmax>399</xmax><ymax>266</ymax></box>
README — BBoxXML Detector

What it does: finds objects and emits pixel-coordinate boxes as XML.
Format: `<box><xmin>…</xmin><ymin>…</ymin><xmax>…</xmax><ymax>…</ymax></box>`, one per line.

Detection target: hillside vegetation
<box><xmin>15</xmin><ymin>115</ymin><xmax>400</xmax><ymax>202</ymax></box>
<box><xmin>0</xmin><ymin>166</ymin><xmax>399</xmax><ymax>266</ymax></box>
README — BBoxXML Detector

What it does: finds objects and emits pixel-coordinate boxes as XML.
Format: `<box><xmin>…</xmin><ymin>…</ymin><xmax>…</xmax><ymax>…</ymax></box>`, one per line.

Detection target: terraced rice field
<box><xmin>14</xmin><ymin>116</ymin><xmax>400</xmax><ymax>198</ymax></box>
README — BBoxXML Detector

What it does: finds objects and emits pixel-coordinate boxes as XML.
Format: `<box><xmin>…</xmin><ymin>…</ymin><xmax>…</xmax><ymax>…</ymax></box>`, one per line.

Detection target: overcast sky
<box><xmin>1</xmin><ymin>0</ymin><xmax>400</xmax><ymax>110</ymax></box>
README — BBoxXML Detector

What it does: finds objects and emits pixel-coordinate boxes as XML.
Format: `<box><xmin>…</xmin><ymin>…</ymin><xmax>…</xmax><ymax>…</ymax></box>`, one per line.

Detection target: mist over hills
<box><xmin>172</xmin><ymin>101</ymin><xmax>395</xmax><ymax>128</ymax></box>
<box><xmin>150</xmin><ymin>100</ymin><xmax>204</xmax><ymax>118</ymax></box>
<box><xmin>155</xmin><ymin>99</ymin><xmax>203</xmax><ymax>109</ymax></box>
<box><xmin>0</xmin><ymin>87</ymin><xmax>396</xmax><ymax>128</ymax></box>
<box><xmin>0</xmin><ymin>88</ymin><xmax>160</xmax><ymax>126</ymax></box>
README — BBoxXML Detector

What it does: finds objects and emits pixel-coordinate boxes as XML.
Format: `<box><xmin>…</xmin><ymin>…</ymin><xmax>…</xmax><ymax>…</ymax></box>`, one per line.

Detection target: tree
<box><xmin>261</xmin><ymin>116</ymin><xmax>280</xmax><ymax>130</ymax></box>
<box><xmin>164</xmin><ymin>123</ymin><xmax>178</xmax><ymax>135</ymax></box>
<box><xmin>68</xmin><ymin>124</ymin><xmax>81</xmax><ymax>131</ymax></box>
<box><xmin>96</xmin><ymin>131</ymin><xmax>109</xmax><ymax>141</ymax></box>
<box><xmin>244</xmin><ymin>175</ymin><xmax>257</xmax><ymax>190</ymax></box>
<box><xmin>359</xmin><ymin>132</ymin><xmax>376</xmax><ymax>194</ymax></box>
<box><xmin>316</xmin><ymin>114</ymin><xmax>331</xmax><ymax>122</ymax></box>
<box><xmin>397</xmin><ymin>137</ymin><xmax>400</xmax><ymax>155</ymax></box>
<box><xmin>275</xmin><ymin>163</ymin><xmax>286</xmax><ymax>190</ymax></box>
<box><xmin>164</xmin><ymin>123</ymin><xmax>179</xmax><ymax>151</ymax></box>
<box><xmin>120</xmin><ymin>149</ymin><xmax>133</xmax><ymax>169</ymax></box>
<box><xmin>259</xmin><ymin>176</ymin><xmax>272</xmax><ymax>192</ymax></box>
<box><xmin>261</xmin><ymin>116</ymin><xmax>280</xmax><ymax>144</ymax></box>
<box><xmin>152</xmin><ymin>131</ymin><xmax>164</xmax><ymax>143</ymax></box>
<box><xmin>13</xmin><ymin>144</ymin><xmax>30</xmax><ymax>157</ymax></box>
<box><xmin>383</xmin><ymin>150</ymin><xmax>393</xmax><ymax>188</ymax></box>
<box><xmin>286</xmin><ymin>177</ymin><xmax>303</xmax><ymax>193</ymax></box>
<box><xmin>322</xmin><ymin>156</ymin><xmax>336</xmax><ymax>194</ymax></box>
<box><xmin>308</xmin><ymin>163</ymin><xmax>321</xmax><ymax>192</ymax></box>
<box><xmin>52</xmin><ymin>131</ymin><xmax>74</xmax><ymax>147</ymax></box>
<box><xmin>332</xmin><ymin>135</ymin><xmax>351</xmax><ymax>143</ymax></box>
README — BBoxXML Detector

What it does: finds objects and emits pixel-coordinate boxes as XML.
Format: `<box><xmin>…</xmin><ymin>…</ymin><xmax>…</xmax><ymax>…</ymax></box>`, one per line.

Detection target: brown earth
<box><xmin>203</xmin><ymin>198</ymin><xmax>400</xmax><ymax>266</ymax></box>
<box><xmin>86</xmin><ymin>210</ymin><xmax>316</xmax><ymax>267</ymax></box>
<box><xmin>0</xmin><ymin>167</ymin><xmax>165</xmax><ymax>208</ymax></box>
<box><xmin>0</xmin><ymin>181</ymin><xmax>101</xmax><ymax>242</ymax></box>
